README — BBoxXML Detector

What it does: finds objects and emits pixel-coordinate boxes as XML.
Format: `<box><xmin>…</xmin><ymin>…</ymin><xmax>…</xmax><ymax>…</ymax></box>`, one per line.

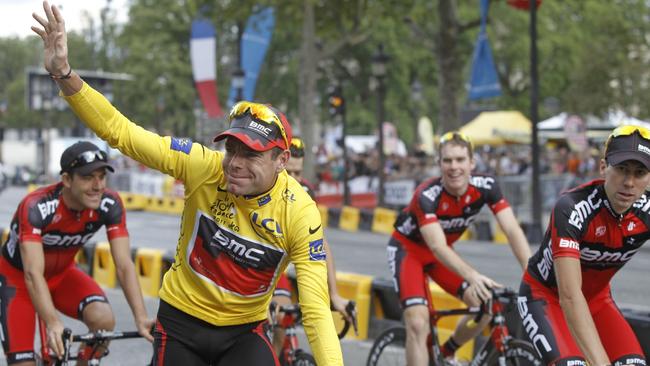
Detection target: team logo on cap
<box><xmin>637</xmin><ymin>144</ymin><xmax>650</xmax><ymax>156</ymax></box>
<box><xmin>248</xmin><ymin>121</ymin><xmax>273</xmax><ymax>138</ymax></box>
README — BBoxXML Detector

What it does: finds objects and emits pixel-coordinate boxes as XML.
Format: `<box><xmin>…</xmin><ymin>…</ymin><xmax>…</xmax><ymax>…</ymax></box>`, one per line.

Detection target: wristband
<box><xmin>49</xmin><ymin>67</ymin><xmax>72</xmax><ymax>80</ymax></box>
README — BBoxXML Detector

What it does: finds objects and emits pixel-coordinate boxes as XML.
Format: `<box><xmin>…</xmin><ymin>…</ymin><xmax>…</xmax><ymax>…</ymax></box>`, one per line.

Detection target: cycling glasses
<box><xmin>290</xmin><ymin>137</ymin><xmax>305</xmax><ymax>158</ymax></box>
<box><xmin>605</xmin><ymin>125</ymin><xmax>650</xmax><ymax>170</ymax></box>
<box><xmin>213</xmin><ymin>101</ymin><xmax>291</xmax><ymax>151</ymax></box>
<box><xmin>439</xmin><ymin>131</ymin><xmax>473</xmax><ymax>149</ymax></box>
<box><xmin>608</xmin><ymin>125</ymin><xmax>650</xmax><ymax>142</ymax></box>
<box><xmin>67</xmin><ymin>150</ymin><xmax>108</xmax><ymax>170</ymax></box>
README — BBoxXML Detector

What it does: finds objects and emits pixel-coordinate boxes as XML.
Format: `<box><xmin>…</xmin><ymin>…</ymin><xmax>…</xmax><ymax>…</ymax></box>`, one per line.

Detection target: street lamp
<box><xmin>372</xmin><ymin>43</ymin><xmax>389</xmax><ymax>207</ymax></box>
<box><xmin>232</xmin><ymin>68</ymin><xmax>246</xmax><ymax>103</ymax></box>
<box><xmin>410</xmin><ymin>78</ymin><xmax>423</xmax><ymax>148</ymax></box>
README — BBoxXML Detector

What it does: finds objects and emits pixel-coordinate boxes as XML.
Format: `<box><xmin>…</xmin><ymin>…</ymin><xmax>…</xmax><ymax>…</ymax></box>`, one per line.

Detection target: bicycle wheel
<box><xmin>366</xmin><ymin>327</ymin><xmax>406</xmax><ymax>366</ymax></box>
<box><xmin>293</xmin><ymin>350</ymin><xmax>316</xmax><ymax>366</ymax></box>
<box><xmin>484</xmin><ymin>339</ymin><xmax>542</xmax><ymax>366</ymax></box>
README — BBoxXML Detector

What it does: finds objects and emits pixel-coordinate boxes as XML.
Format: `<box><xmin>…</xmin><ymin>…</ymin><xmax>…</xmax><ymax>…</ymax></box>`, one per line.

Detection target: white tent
<box><xmin>538</xmin><ymin>111</ymin><xmax>650</xmax><ymax>140</ymax></box>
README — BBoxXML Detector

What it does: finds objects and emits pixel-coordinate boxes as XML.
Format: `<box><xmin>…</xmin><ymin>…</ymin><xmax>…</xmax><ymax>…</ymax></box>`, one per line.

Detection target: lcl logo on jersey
<box><xmin>250</xmin><ymin>212</ymin><xmax>284</xmax><ymax>238</ymax></box>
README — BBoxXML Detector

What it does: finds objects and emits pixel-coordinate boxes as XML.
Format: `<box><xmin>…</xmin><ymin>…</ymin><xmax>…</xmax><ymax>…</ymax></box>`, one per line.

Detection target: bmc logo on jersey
<box><xmin>568</xmin><ymin>188</ymin><xmax>602</xmax><ymax>230</ymax></box>
<box><xmin>100</xmin><ymin>197</ymin><xmax>116</xmax><ymax>213</ymax></box>
<box><xmin>189</xmin><ymin>213</ymin><xmax>285</xmax><ymax>296</ymax></box>
<box><xmin>37</xmin><ymin>199</ymin><xmax>59</xmax><ymax>220</ymax></box>
<box><xmin>558</xmin><ymin>238</ymin><xmax>580</xmax><ymax>250</ymax></box>
<box><xmin>470</xmin><ymin>176</ymin><xmax>494</xmax><ymax>190</ymax></box>
<box><xmin>422</xmin><ymin>185</ymin><xmax>442</xmax><ymax>203</ymax></box>
<box><xmin>580</xmin><ymin>246</ymin><xmax>639</xmax><ymax>265</ymax></box>
<box><xmin>42</xmin><ymin>232</ymin><xmax>95</xmax><ymax>247</ymax></box>
<box><xmin>439</xmin><ymin>216</ymin><xmax>475</xmax><ymax>230</ymax></box>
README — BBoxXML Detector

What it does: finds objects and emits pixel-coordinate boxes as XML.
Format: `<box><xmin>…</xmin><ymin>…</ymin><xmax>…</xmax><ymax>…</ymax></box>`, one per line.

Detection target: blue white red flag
<box><xmin>191</xmin><ymin>19</ymin><xmax>224</xmax><ymax>118</ymax></box>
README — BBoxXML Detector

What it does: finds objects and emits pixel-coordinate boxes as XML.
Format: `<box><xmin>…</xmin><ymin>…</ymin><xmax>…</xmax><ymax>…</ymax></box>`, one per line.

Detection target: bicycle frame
<box><xmin>427</xmin><ymin>289</ymin><xmax>520</xmax><ymax>365</ymax></box>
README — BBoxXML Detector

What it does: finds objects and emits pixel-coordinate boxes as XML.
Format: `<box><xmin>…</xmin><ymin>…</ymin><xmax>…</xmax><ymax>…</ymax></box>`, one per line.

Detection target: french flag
<box><xmin>190</xmin><ymin>19</ymin><xmax>224</xmax><ymax>118</ymax></box>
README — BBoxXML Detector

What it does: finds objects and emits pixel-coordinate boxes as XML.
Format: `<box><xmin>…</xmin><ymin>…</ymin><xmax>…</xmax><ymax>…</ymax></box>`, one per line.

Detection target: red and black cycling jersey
<box><xmin>1</xmin><ymin>182</ymin><xmax>128</xmax><ymax>278</ymax></box>
<box><xmin>525</xmin><ymin>179</ymin><xmax>650</xmax><ymax>298</ymax></box>
<box><xmin>393</xmin><ymin>174</ymin><xmax>509</xmax><ymax>247</ymax></box>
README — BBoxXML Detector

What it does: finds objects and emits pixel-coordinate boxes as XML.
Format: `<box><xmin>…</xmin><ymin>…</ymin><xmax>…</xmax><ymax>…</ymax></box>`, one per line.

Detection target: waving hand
<box><xmin>31</xmin><ymin>1</ymin><xmax>71</xmax><ymax>77</ymax></box>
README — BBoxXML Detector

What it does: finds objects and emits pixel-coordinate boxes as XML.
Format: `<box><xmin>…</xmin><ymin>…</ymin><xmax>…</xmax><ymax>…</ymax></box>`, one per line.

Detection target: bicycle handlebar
<box><xmin>269</xmin><ymin>301</ymin><xmax>357</xmax><ymax>339</ymax></box>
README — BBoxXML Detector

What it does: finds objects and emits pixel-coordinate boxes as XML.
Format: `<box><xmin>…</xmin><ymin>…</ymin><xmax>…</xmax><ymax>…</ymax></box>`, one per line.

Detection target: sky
<box><xmin>1</xmin><ymin>0</ymin><xmax>129</xmax><ymax>38</ymax></box>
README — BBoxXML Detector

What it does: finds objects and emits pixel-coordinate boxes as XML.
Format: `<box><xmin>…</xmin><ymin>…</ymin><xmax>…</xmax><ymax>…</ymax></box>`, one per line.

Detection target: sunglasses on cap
<box><xmin>606</xmin><ymin>125</ymin><xmax>650</xmax><ymax>146</ymax></box>
<box><xmin>66</xmin><ymin>150</ymin><xmax>108</xmax><ymax>171</ymax></box>
<box><xmin>290</xmin><ymin>138</ymin><xmax>305</xmax><ymax>158</ymax></box>
<box><xmin>229</xmin><ymin>102</ymin><xmax>290</xmax><ymax>150</ymax></box>
<box><xmin>439</xmin><ymin>131</ymin><xmax>473</xmax><ymax>149</ymax></box>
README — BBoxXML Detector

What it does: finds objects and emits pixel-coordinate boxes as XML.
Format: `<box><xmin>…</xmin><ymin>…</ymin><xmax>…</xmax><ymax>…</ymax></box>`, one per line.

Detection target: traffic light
<box><xmin>327</xmin><ymin>86</ymin><xmax>345</xmax><ymax>117</ymax></box>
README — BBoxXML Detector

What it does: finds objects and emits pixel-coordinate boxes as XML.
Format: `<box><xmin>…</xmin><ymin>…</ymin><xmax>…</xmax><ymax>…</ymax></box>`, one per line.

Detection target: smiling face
<box><xmin>222</xmin><ymin>137</ymin><xmax>289</xmax><ymax>196</ymax></box>
<box><xmin>439</xmin><ymin>142</ymin><xmax>475</xmax><ymax>196</ymax></box>
<box><xmin>601</xmin><ymin>159</ymin><xmax>650</xmax><ymax>214</ymax></box>
<box><xmin>62</xmin><ymin>168</ymin><xmax>108</xmax><ymax>210</ymax></box>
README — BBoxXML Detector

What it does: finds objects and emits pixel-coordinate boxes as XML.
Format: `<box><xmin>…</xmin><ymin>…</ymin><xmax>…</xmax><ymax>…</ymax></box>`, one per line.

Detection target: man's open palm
<box><xmin>32</xmin><ymin>1</ymin><xmax>69</xmax><ymax>76</ymax></box>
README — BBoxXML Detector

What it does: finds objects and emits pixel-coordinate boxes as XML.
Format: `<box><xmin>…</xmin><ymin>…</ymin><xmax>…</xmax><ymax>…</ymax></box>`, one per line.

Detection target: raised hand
<box><xmin>31</xmin><ymin>1</ymin><xmax>70</xmax><ymax>77</ymax></box>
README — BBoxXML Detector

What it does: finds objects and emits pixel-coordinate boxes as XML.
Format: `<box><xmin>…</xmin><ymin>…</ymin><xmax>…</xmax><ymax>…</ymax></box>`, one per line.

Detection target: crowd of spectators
<box><xmin>314</xmin><ymin>139</ymin><xmax>605</xmax><ymax>188</ymax></box>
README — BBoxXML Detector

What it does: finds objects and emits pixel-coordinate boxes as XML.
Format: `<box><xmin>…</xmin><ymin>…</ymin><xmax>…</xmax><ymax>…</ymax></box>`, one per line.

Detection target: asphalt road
<box><xmin>0</xmin><ymin>185</ymin><xmax>649</xmax><ymax>365</ymax></box>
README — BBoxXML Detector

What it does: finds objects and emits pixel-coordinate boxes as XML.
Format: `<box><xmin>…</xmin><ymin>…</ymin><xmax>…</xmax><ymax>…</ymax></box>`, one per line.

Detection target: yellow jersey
<box><xmin>64</xmin><ymin>83</ymin><xmax>343</xmax><ymax>365</ymax></box>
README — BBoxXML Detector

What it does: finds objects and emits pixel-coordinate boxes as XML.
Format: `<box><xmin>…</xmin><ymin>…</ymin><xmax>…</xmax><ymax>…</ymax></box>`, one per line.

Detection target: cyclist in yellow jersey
<box><xmin>32</xmin><ymin>3</ymin><xmax>343</xmax><ymax>365</ymax></box>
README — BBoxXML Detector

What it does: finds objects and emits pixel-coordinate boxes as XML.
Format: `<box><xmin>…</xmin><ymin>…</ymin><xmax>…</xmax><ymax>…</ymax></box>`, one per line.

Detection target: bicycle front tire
<box><xmin>366</xmin><ymin>326</ymin><xmax>406</xmax><ymax>366</ymax></box>
<box><xmin>484</xmin><ymin>339</ymin><xmax>542</xmax><ymax>366</ymax></box>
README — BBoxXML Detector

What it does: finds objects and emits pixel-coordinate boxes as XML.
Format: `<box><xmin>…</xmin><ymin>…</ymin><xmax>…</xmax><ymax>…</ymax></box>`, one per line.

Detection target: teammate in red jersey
<box><xmin>388</xmin><ymin>131</ymin><xmax>531</xmax><ymax>365</ymax></box>
<box><xmin>271</xmin><ymin>137</ymin><xmax>354</xmax><ymax>354</ymax></box>
<box><xmin>519</xmin><ymin>125</ymin><xmax>650</xmax><ymax>366</ymax></box>
<box><xmin>0</xmin><ymin>141</ymin><xmax>153</xmax><ymax>365</ymax></box>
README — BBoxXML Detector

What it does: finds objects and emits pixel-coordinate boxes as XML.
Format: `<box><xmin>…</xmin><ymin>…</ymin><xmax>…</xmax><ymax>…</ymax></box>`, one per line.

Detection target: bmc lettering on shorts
<box><xmin>77</xmin><ymin>294</ymin><xmax>108</xmax><ymax>317</ymax></box>
<box><xmin>188</xmin><ymin>213</ymin><xmax>284</xmax><ymax>296</ymax></box>
<box><xmin>170</xmin><ymin>137</ymin><xmax>192</xmax><ymax>154</ymax></box>
<box><xmin>558</xmin><ymin>238</ymin><xmax>580</xmax><ymax>250</ymax></box>
<box><xmin>568</xmin><ymin>188</ymin><xmax>601</xmax><ymax>230</ymax></box>
<box><xmin>403</xmin><ymin>297</ymin><xmax>427</xmax><ymax>307</ymax></box>
<box><xmin>556</xmin><ymin>358</ymin><xmax>587</xmax><ymax>366</ymax></box>
<box><xmin>517</xmin><ymin>296</ymin><xmax>553</xmax><ymax>355</ymax></box>
<box><xmin>8</xmin><ymin>351</ymin><xmax>36</xmax><ymax>363</ymax></box>
<box><xmin>309</xmin><ymin>239</ymin><xmax>326</xmax><ymax>261</ymax></box>
<box><xmin>614</xmin><ymin>355</ymin><xmax>647</xmax><ymax>366</ymax></box>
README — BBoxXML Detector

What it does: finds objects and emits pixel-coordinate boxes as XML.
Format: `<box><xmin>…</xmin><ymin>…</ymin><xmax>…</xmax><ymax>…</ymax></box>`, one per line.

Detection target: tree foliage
<box><xmin>2</xmin><ymin>0</ymin><xmax>650</xmax><ymax>149</ymax></box>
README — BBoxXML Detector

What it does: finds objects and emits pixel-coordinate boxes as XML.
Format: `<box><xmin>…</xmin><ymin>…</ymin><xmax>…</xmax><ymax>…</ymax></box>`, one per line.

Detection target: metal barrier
<box><xmin>495</xmin><ymin>173</ymin><xmax>598</xmax><ymax>225</ymax></box>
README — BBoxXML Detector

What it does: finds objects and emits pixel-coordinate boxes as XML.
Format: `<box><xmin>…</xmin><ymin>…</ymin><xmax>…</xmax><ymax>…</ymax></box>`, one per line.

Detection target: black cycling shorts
<box><xmin>151</xmin><ymin>300</ymin><xmax>279</xmax><ymax>366</ymax></box>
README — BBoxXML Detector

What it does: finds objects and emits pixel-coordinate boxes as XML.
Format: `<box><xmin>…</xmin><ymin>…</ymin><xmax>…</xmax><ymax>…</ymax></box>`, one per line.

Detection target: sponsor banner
<box><xmin>385</xmin><ymin>179</ymin><xmax>416</xmax><ymax>207</ymax></box>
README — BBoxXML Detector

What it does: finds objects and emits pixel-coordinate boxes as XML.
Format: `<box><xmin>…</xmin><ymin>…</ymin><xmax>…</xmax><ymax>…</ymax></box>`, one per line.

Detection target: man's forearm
<box><xmin>506</xmin><ymin>228</ymin><xmax>531</xmax><ymax>269</ymax></box>
<box><xmin>116</xmin><ymin>264</ymin><xmax>149</xmax><ymax>322</ymax></box>
<box><xmin>25</xmin><ymin>273</ymin><xmax>59</xmax><ymax>326</ymax></box>
<box><xmin>324</xmin><ymin>240</ymin><xmax>338</xmax><ymax>297</ymax></box>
